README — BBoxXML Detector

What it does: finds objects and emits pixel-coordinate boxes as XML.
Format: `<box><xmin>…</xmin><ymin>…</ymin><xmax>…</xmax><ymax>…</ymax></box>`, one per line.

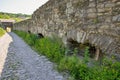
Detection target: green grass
<box><xmin>0</xmin><ymin>27</ymin><xmax>5</xmax><ymax>37</ymax></box>
<box><xmin>14</xmin><ymin>30</ymin><xmax>120</xmax><ymax>80</ymax></box>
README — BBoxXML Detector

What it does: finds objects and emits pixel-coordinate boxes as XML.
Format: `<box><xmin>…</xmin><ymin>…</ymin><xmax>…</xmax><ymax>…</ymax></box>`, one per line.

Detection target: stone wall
<box><xmin>14</xmin><ymin>0</ymin><xmax>120</xmax><ymax>60</ymax></box>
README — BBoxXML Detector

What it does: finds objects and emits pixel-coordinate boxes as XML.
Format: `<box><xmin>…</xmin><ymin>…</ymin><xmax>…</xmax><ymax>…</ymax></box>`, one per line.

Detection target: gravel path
<box><xmin>0</xmin><ymin>32</ymin><xmax>66</xmax><ymax>80</ymax></box>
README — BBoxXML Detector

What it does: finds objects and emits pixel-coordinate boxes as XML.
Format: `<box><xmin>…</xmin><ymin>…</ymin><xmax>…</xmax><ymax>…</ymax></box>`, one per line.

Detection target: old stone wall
<box><xmin>14</xmin><ymin>0</ymin><xmax>120</xmax><ymax>59</ymax></box>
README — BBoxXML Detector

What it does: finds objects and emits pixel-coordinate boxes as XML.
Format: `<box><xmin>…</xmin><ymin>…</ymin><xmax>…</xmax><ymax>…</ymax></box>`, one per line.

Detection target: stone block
<box><xmin>67</xmin><ymin>30</ymin><xmax>77</xmax><ymax>40</ymax></box>
<box><xmin>116</xmin><ymin>2</ymin><xmax>120</xmax><ymax>5</ymax></box>
<box><xmin>112</xmin><ymin>14</ymin><xmax>120</xmax><ymax>22</ymax></box>
<box><xmin>97</xmin><ymin>4</ymin><xmax>104</xmax><ymax>8</ymax></box>
<box><xmin>105</xmin><ymin>3</ymin><xmax>115</xmax><ymax>8</ymax></box>
<box><xmin>97</xmin><ymin>13</ymin><xmax>104</xmax><ymax>16</ymax></box>
<box><xmin>87</xmin><ymin>13</ymin><xmax>97</xmax><ymax>18</ymax></box>
<box><xmin>105</xmin><ymin>16</ymin><xmax>112</xmax><ymax>22</ymax></box>
<box><xmin>67</xmin><ymin>2</ymin><xmax>72</xmax><ymax>8</ymax></box>
<box><xmin>98</xmin><ymin>8</ymin><xmax>105</xmax><ymax>13</ymax></box>
<box><xmin>87</xmin><ymin>8</ymin><xmax>96</xmax><ymax>13</ymax></box>
<box><xmin>89</xmin><ymin>0</ymin><xmax>94</xmax><ymax>2</ymax></box>
<box><xmin>89</xmin><ymin>3</ymin><xmax>96</xmax><ymax>7</ymax></box>
<box><xmin>77</xmin><ymin>31</ymin><xmax>84</xmax><ymax>43</ymax></box>
<box><xmin>66</xmin><ymin>7</ymin><xmax>74</xmax><ymax>14</ymax></box>
<box><xmin>99</xmin><ymin>24</ymin><xmax>110</xmax><ymax>29</ymax></box>
<box><xmin>81</xmin><ymin>32</ymin><xmax>87</xmax><ymax>43</ymax></box>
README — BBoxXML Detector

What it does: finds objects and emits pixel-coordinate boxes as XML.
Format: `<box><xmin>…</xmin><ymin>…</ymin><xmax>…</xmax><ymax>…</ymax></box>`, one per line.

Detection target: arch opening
<box><xmin>66</xmin><ymin>38</ymin><xmax>104</xmax><ymax>61</ymax></box>
<box><xmin>28</xmin><ymin>30</ymin><xmax>31</xmax><ymax>34</ymax></box>
<box><xmin>37</xmin><ymin>33</ymin><xmax>44</xmax><ymax>38</ymax></box>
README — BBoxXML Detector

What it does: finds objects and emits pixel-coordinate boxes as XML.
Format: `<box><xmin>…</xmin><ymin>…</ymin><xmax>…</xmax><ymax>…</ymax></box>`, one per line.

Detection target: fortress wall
<box><xmin>14</xmin><ymin>0</ymin><xmax>120</xmax><ymax>60</ymax></box>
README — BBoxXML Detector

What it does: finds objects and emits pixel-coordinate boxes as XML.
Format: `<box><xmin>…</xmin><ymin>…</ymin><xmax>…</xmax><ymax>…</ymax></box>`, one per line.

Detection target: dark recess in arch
<box><xmin>37</xmin><ymin>33</ymin><xmax>44</xmax><ymax>38</ymax></box>
<box><xmin>28</xmin><ymin>30</ymin><xmax>31</xmax><ymax>34</ymax></box>
<box><xmin>67</xmin><ymin>38</ymin><xmax>104</xmax><ymax>60</ymax></box>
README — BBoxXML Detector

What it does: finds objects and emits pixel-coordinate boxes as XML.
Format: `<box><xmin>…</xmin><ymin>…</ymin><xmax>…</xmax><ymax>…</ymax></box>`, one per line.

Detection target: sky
<box><xmin>0</xmin><ymin>0</ymin><xmax>49</xmax><ymax>14</ymax></box>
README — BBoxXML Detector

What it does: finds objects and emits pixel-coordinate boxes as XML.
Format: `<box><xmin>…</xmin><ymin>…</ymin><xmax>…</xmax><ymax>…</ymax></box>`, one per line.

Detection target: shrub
<box><xmin>35</xmin><ymin>37</ymin><xmax>65</xmax><ymax>63</ymax></box>
<box><xmin>83</xmin><ymin>47</ymin><xmax>90</xmax><ymax>63</ymax></box>
<box><xmin>0</xmin><ymin>27</ymin><xmax>5</xmax><ymax>37</ymax></box>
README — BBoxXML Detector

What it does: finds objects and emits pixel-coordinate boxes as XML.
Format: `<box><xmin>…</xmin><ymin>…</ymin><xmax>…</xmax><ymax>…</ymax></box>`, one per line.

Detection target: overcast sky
<box><xmin>0</xmin><ymin>0</ymin><xmax>49</xmax><ymax>14</ymax></box>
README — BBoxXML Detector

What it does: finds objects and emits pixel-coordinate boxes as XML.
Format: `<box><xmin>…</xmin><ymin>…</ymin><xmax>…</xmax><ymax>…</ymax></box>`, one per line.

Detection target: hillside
<box><xmin>0</xmin><ymin>12</ymin><xmax>31</xmax><ymax>22</ymax></box>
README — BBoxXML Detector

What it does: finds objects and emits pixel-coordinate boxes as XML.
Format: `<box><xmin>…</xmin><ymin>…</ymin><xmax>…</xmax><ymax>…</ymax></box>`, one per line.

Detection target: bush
<box><xmin>34</xmin><ymin>37</ymin><xmax>65</xmax><ymax>63</ymax></box>
<box><xmin>0</xmin><ymin>27</ymin><xmax>5</xmax><ymax>37</ymax></box>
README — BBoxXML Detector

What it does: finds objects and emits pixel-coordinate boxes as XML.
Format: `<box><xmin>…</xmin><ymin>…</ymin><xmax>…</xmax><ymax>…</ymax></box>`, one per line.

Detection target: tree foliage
<box><xmin>0</xmin><ymin>12</ymin><xmax>31</xmax><ymax>22</ymax></box>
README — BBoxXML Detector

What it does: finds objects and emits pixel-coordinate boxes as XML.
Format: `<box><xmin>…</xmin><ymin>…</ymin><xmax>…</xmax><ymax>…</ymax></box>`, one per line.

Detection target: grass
<box><xmin>14</xmin><ymin>30</ymin><xmax>120</xmax><ymax>80</ymax></box>
<box><xmin>0</xmin><ymin>27</ymin><xmax>6</xmax><ymax>37</ymax></box>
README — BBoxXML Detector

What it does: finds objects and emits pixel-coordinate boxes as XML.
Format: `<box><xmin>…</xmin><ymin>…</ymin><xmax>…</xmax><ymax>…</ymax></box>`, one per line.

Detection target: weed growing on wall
<box><xmin>14</xmin><ymin>30</ymin><xmax>120</xmax><ymax>80</ymax></box>
<box><xmin>83</xmin><ymin>47</ymin><xmax>90</xmax><ymax>63</ymax></box>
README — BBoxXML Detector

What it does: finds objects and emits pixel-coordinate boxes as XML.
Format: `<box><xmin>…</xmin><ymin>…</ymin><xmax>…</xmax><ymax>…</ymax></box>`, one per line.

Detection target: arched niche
<box><xmin>66</xmin><ymin>38</ymin><xmax>104</xmax><ymax>61</ymax></box>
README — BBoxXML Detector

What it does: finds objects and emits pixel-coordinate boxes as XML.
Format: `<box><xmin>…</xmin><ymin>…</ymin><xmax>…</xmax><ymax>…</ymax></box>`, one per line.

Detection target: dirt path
<box><xmin>0</xmin><ymin>32</ymin><xmax>66</xmax><ymax>80</ymax></box>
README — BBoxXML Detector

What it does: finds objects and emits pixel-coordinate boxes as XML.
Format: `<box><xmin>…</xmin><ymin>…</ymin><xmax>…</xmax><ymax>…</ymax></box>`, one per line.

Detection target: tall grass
<box><xmin>34</xmin><ymin>37</ymin><xmax>65</xmax><ymax>63</ymax></box>
<box><xmin>14</xmin><ymin>30</ymin><xmax>65</xmax><ymax>63</ymax></box>
<box><xmin>0</xmin><ymin>27</ymin><xmax>5</xmax><ymax>37</ymax></box>
<box><xmin>14</xmin><ymin>30</ymin><xmax>120</xmax><ymax>80</ymax></box>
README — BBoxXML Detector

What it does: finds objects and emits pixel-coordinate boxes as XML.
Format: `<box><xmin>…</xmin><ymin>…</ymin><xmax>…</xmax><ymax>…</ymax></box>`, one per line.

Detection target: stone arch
<box><xmin>66</xmin><ymin>38</ymin><xmax>104</xmax><ymax>61</ymax></box>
